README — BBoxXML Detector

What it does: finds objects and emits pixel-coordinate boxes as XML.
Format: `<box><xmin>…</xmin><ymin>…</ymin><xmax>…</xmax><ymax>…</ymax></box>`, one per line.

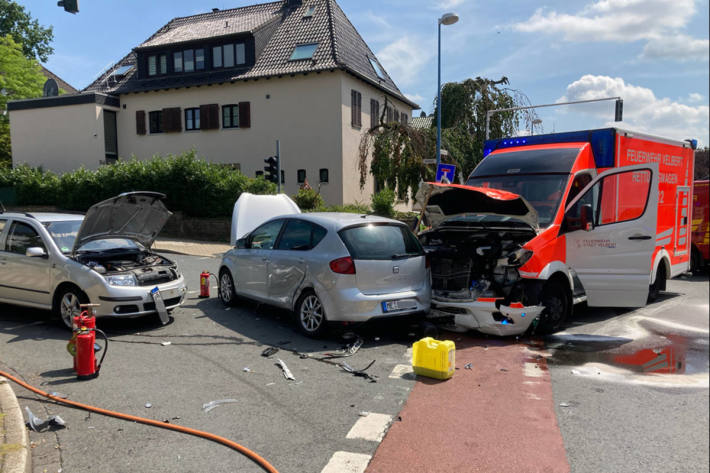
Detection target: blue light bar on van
<box><xmin>483</xmin><ymin>128</ymin><xmax>617</xmax><ymax>168</ymax></box>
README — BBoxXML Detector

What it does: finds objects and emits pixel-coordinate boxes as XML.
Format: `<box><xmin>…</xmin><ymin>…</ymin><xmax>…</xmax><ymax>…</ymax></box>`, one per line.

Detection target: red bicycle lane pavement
<box><xmin>367</xmin><ymin>335</ymin><xmax>570</xmax><ymax>473</ymax></box>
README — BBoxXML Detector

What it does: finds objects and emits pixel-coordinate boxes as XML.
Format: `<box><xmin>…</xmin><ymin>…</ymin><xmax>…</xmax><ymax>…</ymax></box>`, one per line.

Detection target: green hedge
<box><xmin>0</xmin><ymin>152</ymin><xmax>276</xmax><ymax>217</ymax></box>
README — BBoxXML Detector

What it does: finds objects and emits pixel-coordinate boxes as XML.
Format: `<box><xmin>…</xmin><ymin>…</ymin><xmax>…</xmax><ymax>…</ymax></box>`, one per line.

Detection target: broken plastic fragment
<box><xmin>243</xmin><ymin>367</ymin><xmax>251</xmax><ymax>373</ymax></box>
<box><xmin>261</xmin><ymin>347</ymin><xmax>279</xmax><ymax>358</ymax></box>
<box><xmin>145</xmin><ymin>402</ymin><xmax>152</xmax><ymax>408</ymax></box>
<box><xmin>464</xmin><ymin>363</ymin><xmax>473</xmax><ymax>370</ymax></box>
<box><xmin>276</xmin><ymin>359</ymin><xmax>295</xmax><ymax>380</ymax></box>
<box><xmin>559</xmin><ymin>402</ymin><xmax>570</xmax><ymax>407</ymax></box>
<box><xmin>161</xmin><ymin>341</ymin><xmax>171</xmax><ymax>346</ymax></box>
<box><xmin>25</xmin><ymin>407</ymin><xmax>66</xmax><ymax>432</ymax></box>
<box><xmin>202</xmin><ymin>399</ymin><xmax>239</xmax><ymax>413</ymax></box>
<box><xmin>341</xmin><ymin>360</ymin><xmax>377</xmax><ymax>382</ymax></box>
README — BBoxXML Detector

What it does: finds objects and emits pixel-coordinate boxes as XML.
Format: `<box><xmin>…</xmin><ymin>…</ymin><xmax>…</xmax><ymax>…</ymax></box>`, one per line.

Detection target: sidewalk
<box><xmin>153</xmin><ymin>238</ymin><xmax>231</xmax><ymax>257</ymax></box>
<box><xmin>0</xmin><ymin>377</ymin><xmax>29</xmax><ymax>473</ymax></box>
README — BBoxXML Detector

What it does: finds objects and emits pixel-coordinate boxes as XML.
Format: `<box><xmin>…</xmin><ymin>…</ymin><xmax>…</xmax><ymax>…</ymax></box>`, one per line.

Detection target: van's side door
<box><xmin>563</xmin><ymin>164</ymin><xmax>658</xmax><ymax>307</ymax></box>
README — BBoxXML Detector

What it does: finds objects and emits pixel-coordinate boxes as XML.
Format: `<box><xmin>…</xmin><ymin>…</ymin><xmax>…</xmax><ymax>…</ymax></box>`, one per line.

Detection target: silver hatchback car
<box><xmin>0</xmin><ymin>192</ymin><xmax>186</xmax><ymax>328</ymax></box>
<box><xmin>218</xmin><ymin>213</ymin><xmax>431</xmax><ymax>336</ymax></box>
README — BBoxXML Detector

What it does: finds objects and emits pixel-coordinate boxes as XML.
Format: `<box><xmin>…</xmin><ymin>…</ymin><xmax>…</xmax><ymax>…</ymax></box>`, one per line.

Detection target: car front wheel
<box><xmin>295</xmin><ymin>290</ymin><xmax>328</xmax><ymax>337</ymax></box>
<box><xmin>55</xmin><ymin>286</ymin><xmax>88</xmax><ymax>330</ymax></box>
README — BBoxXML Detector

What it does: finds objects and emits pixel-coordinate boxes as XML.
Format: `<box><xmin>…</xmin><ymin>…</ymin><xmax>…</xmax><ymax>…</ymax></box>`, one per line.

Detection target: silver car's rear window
<box><xmin>339</xmin><ymin>223</ymin><xmax>423</xmax><ymax>260</ymax></box>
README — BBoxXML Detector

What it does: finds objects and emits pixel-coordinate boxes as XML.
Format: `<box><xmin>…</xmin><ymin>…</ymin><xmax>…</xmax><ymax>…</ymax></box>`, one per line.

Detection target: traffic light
<box><xmin>614</xmin><ymin>99</ymin><xmax>623</xmax><ymax>122</ymax></box>
<box><xmin>264</xmin><ymin>156</ymin><xmax>278</xmax><ymax>183</ymax></box>
<box><xmin>57</xmin><ymin>0</ymin><xmax>79</xmax><ymax>13</ymax></box>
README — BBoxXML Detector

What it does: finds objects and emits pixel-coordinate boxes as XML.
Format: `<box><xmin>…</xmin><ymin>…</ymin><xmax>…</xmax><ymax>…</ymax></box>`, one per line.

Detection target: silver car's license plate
<box><xmin>382</xmin><ymin>299</ymin><xmax>417</xmax><ymax>313</ymax></box>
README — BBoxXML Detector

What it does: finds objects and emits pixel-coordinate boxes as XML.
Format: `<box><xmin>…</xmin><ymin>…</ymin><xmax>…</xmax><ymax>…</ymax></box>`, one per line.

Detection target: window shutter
<box><xmin>199</xmin><ymin>104</ymin><xmax>219</xmax><ymax>130</ymax></box>
<box><xmin>239</xmin><ymin>102</ymin><xmax>251</xmax><ymax>128</ymax></box>
<box><xmin>162</xmin><ymin>107</ymin><xmax>182</xmax><ymax>132</ymax></box>
<box><xmin>136</xmin><ymin>110</ymin><xmax>146</xmax><ymax>135</ymax></box>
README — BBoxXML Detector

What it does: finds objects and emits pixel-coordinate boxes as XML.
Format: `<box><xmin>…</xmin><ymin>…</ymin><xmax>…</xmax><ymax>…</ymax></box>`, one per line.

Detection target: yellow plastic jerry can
<box><xmin>412</xmin><ymin>337</ymin><xmax>456</xmax><ymax>380</ymax></box>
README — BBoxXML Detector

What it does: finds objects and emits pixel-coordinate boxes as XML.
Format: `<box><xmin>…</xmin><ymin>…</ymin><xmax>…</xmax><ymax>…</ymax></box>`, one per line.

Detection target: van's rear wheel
<box><xmin>536</xmin><ymin>280</ymin><xmax>570</xmax><ymax>335</ymax></box>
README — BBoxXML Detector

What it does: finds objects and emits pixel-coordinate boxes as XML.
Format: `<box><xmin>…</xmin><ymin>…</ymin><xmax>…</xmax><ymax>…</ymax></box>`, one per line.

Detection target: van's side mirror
<box><xmin>236</xmin><ymin>238</ymin><xmax>249</xmax><ymax>249</ymax></box>
<box><xmin>26</xmin><ymin>247</ymin><xmax>47</xmax><ymax>257</ymax></box>
<box><xmin>580</xmin><ymin>204</ymin><xmax>593</xmax><ymax>231</ymax></box>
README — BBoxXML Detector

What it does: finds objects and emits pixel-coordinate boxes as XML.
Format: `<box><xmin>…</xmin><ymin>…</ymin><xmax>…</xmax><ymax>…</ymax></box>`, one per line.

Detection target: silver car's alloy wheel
<box><xmin>219</xmin><ymin>271</ymin><xmax>234</xmax><ymax>305</ymax></box>
<box><xmin>60</xmin><ymin>292</ymin><xmax>81</xmax><ymax>328</ymax></box>
<box><xmin>300</xmin><ymin>294</ymin><xmax>324</xmax><ymax>333</ymax></box>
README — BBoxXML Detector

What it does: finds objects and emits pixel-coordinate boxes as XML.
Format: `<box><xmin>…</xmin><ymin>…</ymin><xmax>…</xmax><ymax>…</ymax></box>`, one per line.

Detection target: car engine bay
<box><xmin>420</xmin><ymin>226</ymin><xmax>536</xmax><ymax>302</ymax></box>
<box><xmin>75</xmin><ymin>251</ymin><xmax>180</xmax><ymax>286</ymax></box>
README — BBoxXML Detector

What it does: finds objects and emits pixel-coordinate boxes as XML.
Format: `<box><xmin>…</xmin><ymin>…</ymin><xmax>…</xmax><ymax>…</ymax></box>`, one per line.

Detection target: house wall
<box><xmin>339</xmin><ymin>73</ymin><xmax>413</xmax><ymax>206</ymax></box>
<box><xmin>117</xmin><ymin>71</ymin><xmax>344</xmax><ymax>204</ymax></box>
<box><xmin>9</xmin><ymin>103</ymin><xmax>114</xmax><ymax>173</ymax></box>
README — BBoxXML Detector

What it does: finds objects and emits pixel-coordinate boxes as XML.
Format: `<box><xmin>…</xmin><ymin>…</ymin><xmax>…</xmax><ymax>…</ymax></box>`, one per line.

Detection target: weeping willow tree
<box><xmin>358</xmin><ymin>76</ymin><xmax>538</xmax><ymax>201</ymax></box>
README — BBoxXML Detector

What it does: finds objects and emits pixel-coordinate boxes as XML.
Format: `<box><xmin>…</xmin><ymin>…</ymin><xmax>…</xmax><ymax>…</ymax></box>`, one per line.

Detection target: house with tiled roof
<box><xmin>8</xmin><ymin>0</ymin><xmax>416</xmax><ymax>205</ymax></box>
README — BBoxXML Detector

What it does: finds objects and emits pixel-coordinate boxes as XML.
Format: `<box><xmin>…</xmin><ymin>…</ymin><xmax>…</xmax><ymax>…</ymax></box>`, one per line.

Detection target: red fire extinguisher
<box><xmin>67</xmin><ymin>304</ymin><xmax>108</xmax><ymax>380</ymax></box>
<box><xmin>199</xmin><ymin>271</ymin><xmax>214</xmax><ymax>298</ymax></box>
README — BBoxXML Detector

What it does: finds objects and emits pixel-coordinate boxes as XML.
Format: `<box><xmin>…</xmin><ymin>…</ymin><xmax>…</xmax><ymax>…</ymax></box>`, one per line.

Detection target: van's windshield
<box><xmin>466</xmin><ymin>174</ymin><xmax>569</xmax><ymax>227</ymax></box>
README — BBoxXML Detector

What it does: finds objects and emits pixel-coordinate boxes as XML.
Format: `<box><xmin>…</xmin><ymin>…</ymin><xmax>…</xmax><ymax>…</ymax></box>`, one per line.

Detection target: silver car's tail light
<box><xmin>329</xmin><ymin>257</ymin><xmax>356</xmax><ymax>274</ymax></box>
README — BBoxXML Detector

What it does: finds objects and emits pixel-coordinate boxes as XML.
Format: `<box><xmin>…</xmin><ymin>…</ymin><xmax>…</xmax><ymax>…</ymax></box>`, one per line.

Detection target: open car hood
<box><xmin>416</xmin><ymin>182</ymin><xmax>539</xmax><ymax>230</ymax></box>
<box><xmin>230</xmin><ymin>193</ymin><xmax>301</xmax><ymax>246</ymax></box>
<box><xmin>72</xmin><ymin>192</ymin><xmax>172</xmax><ymax>253</ymax></box>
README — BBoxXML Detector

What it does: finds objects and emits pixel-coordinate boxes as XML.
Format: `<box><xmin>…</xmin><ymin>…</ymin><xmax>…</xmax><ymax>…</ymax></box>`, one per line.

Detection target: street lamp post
<box><xmin>436</xmin><ymin>12</ymin><xmax>459</xmax><ymax>168</ymax></box>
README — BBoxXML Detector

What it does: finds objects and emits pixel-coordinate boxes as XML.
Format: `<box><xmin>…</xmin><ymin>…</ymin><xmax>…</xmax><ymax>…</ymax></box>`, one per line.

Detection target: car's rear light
<box><xmin>330</xmin><ymin>256</ymin><xmax>356</xmax><ymax>274</ymax></box>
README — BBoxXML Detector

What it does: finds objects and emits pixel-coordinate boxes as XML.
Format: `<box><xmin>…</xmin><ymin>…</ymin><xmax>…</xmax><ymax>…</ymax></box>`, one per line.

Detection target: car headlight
<box><xmin>508</xmin><ymin>248</ymin><xmax>533</xmax><ymax>267</ymax></box>
<box><xmin>106</xmin><ymin>274</ymin><xmax>138</xmax><ymax>286</ymax></box>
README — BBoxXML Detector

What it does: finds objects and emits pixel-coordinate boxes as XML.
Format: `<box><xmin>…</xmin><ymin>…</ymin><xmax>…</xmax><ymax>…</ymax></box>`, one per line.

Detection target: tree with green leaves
<box><xmin>358</xmin><ymin>76</ymin><xmax>537</xmax><ymax>201</ymax></box>
<box><xmin>1</xmin><ymin>34</ymin><xmax>46</xmax><ymax>163</ymax></box>
<box><xmin>0</xmin><ymin>0</ymin><xmax>54</xmax><ymax>61</ymax></box>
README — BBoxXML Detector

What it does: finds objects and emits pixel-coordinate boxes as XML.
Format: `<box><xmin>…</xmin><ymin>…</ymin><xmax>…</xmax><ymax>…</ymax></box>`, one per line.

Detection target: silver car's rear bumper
<box><xmin>318</xmin><ymin>286</ymin><xmax>431</xmax><ymax>323</ymax></box>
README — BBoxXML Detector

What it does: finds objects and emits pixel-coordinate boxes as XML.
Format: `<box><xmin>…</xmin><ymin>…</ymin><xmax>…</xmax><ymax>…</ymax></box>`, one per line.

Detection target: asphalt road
<box><xmin>0</xmin><ymin>253</ymin><xmax>425</xmax><ymax>473</ymax></box>
<box><xmin>1</xmin><ymin>254</ymin><xmax>708</xmax><ymax>473</ymax></box>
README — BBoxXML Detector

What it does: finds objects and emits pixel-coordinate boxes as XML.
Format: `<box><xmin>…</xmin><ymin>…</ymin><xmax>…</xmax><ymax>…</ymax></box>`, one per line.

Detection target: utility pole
<box><xmin>276</xmin><ymin>140</ymin><xmax>281</xmax><ymax>194</ymax></box>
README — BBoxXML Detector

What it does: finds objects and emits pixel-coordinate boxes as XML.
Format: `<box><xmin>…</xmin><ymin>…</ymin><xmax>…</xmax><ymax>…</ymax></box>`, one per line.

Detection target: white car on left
<box><xmin>0</xmin><ymin>192</ymin><xmax>186</xmax><ymax>328</ymax></box>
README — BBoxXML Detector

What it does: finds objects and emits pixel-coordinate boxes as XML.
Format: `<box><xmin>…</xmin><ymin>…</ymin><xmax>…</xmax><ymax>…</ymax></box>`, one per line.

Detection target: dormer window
<box><xmin>148</xmin><ymin>54</ymin><xmax>167</xmax><ymax>76</ymax></box>
<box><xmin>213</xmin><ymin>43</ymin><xmax>247</xmax><ymax>68</ymax></box>
<box><xmin>290</xmin><ymin>43</ymin><xmax>318</xmax><ymax>61</ymax></box>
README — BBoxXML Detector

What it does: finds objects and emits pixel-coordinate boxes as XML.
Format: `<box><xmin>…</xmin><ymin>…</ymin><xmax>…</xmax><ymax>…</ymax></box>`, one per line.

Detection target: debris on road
<box><xmin>559</xmin><ymin>402</ymin><xmax>570</xmax><ymax>407</ymax></box>
<box><xmin>464</xmin><ymin>363</ymin><xmax>473</xmax><ymax>370</ymax></box>
<box><xmin>261</xmin><ymin>347</ymin><xmax>279</xmax><ymax>358</ymax></box>
<box><xmin>341</xmin><ymin>360</ymin><xmax>378</xmax><ymax>382</ymax></box>
<box><xmin>243</xmin><ymin>367</ymin><xmax>251</xmax><ymax>373</ymax></box>
<box><xmin>161</xmin><ymin>341</ymin><xmax>172</xmax><ymax>346</ymax></box>
<box><xmin>324</xmin><ymin>337</ymin><xmax>363</xmax><ymax>359</ymax></box>
<box><xmin>25</xmin><ymin>407</ymin><xmax>66</xmax><ymax>432</ymax></box>
<box><xmin>202</xmin><ymin>399</ymin><xmax>239</xmax><ymax>413</ymax></box>
<box><xmin>359</xmin><ymin>411</ymin><xmax>370</xmax><ymax>417</ymax></box>
<box><xmin>276</xmin><ymin>359</ymin><xmax>296</xmax><ymax>380</ymax></box>
<box><xmin>144</xmin><ymin>402</ymin><xmax>152</xmax><ymax>408</ymax></box>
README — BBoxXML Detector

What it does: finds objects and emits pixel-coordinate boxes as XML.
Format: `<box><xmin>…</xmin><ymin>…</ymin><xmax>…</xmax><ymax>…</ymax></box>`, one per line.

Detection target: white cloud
<box><xmin>405</xmin><ymin>93</ymin><xmax>425</xmax><ymax>107</ymax></box>
<box><xmin>376</xmin><ymin>36</ymin><xmax>432</xmax><ymax>87</ymax></box>
<box><xmin>688</xmin><ymin>92</ymin><xmax>704</xmax><ymax>103</ymax></box>
<box><xmin>641</xmin><ymin>35</ymin><xmax>709</xmax><ymax>61</ymax></box>
<box><xmin>435</xmin><ymin>0</ymin><xmax>465</xmax><ymax>9</ymax></box>
<box><xmin>559</xmin><ymin>74</ymin><xmax>709</xmax><ymax>145</ymax></box>
<box><xmin>512</xmin><ymin>0</ymin><xmax>708</xmax><ymax>62</ymax></box>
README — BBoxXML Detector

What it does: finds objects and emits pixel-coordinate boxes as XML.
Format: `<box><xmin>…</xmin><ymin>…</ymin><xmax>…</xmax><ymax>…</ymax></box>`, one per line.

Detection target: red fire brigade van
<box><xmin>420</xmin><ymin>128</ymin><xmax>695</xmax><ymax>335</ymax></box>
<box><xmin>691</xmin><ymin>180</ymin><xmax>709</xmax><ymax>271</ymax></box>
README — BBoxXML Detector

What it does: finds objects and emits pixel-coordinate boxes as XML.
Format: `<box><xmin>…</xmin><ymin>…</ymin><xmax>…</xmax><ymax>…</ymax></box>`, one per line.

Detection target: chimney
<box><xmin>212</xmin><ymin>8</ymin><xmax>219</xmax><ymax>12</ymax></box>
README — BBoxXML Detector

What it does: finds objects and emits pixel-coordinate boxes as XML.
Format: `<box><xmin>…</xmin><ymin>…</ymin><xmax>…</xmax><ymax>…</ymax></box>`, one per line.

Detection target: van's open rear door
<box><xmin>564</xmin><ymin>164</ymin><xmax>658</xmax><ymax>307</ymax></box>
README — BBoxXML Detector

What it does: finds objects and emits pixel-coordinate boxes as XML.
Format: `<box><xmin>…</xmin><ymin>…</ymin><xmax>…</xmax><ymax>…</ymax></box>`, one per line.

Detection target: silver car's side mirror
<box><xmin>26</xmin><ymin>247</ymin><xmax>47</xmax><ymax>258</ymax></box>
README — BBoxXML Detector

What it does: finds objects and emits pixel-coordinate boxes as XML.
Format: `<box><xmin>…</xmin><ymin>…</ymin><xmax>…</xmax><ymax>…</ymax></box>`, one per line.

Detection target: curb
<box><xmin>0</xmin><ymin>377</ymin><xmax>30</xmax><ymax>473</ymax></box>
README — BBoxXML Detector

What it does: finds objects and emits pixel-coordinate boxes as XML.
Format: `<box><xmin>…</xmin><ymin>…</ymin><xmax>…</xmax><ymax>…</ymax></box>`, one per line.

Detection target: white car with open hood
<box><xmin>218</xmin><ymin>193</ymin><xmax>431</xmax><ymax>337</ymax></box>
<box><xmin>0</xmin><ymin>192</ymin><xmax>186</xmax><ymax>328</ymax></box>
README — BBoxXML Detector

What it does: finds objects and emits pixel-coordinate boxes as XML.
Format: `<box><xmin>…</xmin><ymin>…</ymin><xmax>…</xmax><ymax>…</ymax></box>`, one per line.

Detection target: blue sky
<box><xmin>17</xmin><ymin>0</ymin><xmax>710</xmax><ymax>145</ymax></box>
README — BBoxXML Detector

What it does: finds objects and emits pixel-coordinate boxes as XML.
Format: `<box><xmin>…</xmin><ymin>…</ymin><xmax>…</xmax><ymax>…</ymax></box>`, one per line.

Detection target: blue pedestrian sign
<box><xmin>436</xmin><ymin>163</ymin><xmax>456</xmax><ymax>183</ymax></box>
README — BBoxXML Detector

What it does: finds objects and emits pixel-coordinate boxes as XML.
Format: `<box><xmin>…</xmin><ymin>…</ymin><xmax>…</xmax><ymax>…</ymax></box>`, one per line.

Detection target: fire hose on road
<box><xmin>0</xmin><ymin>369</ymin><xmax>280</xmax><ymax>473</ymax></box>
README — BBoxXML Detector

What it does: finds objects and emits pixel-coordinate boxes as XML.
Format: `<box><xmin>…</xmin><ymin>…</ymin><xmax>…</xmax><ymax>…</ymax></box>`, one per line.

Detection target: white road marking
<box><xmin>526</xmin><ymin>392</ymin><xmax>542</xmax><ymax>400</ymax></box>
<box><xmin>389</xmin><ymin>364</ymin><xmax>414</xmax><ymax>379</ymax></box>
<box><xmin>321</xmin><ymin>452</ymin><xmax>372</xmax><ymax>473</ymax></box>
<box><xmin>524</xmin><ymin>362</ymin><xmax>543</xmax><ymax>378</ymax></box>
<box><xmin>346</xmin><ymin>413</ymin><xmax>393</xmax><ymax>442</ymax></box>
